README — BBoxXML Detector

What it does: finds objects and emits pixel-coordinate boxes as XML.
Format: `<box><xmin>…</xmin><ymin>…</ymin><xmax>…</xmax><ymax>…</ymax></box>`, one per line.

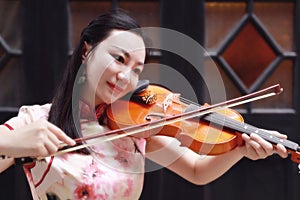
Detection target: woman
<box><xmin>1</xmin><ymin>9</ymin><xmax>288</xmax><ymax>200</ymax></box>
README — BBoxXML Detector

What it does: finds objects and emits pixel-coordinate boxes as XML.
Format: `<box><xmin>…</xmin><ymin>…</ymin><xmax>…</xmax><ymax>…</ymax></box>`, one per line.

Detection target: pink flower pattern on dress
<box><xmin>69</xmin><ymin>152</ymin><xmax>142</xmax><ymax>199</ymax></box>
<box><xmin>74</xmin><ymin>183</ymin><xmax>97</xmax><ymax>200</ymax></box>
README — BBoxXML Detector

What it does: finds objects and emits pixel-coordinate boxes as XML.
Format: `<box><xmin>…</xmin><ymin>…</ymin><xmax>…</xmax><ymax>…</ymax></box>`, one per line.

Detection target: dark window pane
<box><xmin>222</xmin><ymin>22</ymin><xmax>277</xmax><ymax>88</ymax></box>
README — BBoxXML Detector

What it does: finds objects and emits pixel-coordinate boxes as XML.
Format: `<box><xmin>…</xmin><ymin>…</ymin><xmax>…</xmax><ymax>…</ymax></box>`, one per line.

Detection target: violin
<box><xmin>106</xmin><ymin>83</ymin><xmax>300</xmax><ymax>163</ymax></box>
<box><xmin>12</xmin><ymin>82</ymin><xmax>300</xmax><ymax>164</ymax></box>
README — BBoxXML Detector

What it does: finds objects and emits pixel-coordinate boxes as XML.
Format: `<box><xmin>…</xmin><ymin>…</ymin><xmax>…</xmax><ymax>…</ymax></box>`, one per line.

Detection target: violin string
<box><xmin>55</xmin><ymin>86</ymin><xmax>283</xmax><ymax>156</ymax></box>
<box><xmin>176</xmin><ymin>96</ymin><xmax>295</xmax><ymax>148</ymax></box>
<box><xmin>203</xmin><ymin>113</ymin><xmax>298</xmax><ymax>149</ymax></box>
<box><xmin>177</xmin><ymin>96</ymin><xmax>255</xmax><ymax>134</ymax></box>
<box><xmin>175</xmin><ymin>96</ymin><xmax>254</xmax><ymax>134</ymax></box>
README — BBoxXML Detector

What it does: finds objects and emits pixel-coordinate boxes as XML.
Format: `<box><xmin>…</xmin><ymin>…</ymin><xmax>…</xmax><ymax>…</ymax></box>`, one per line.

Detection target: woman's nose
<box><xmin>117</xmin><ymin>71</ymin><xmax>130</xmax><ymax>84</ymax></box>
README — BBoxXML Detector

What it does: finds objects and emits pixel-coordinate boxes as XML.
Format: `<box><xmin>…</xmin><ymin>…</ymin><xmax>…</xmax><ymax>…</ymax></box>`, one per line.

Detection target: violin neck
<box><xmin>202</xmin><ymin>112</ymin><xmax>299</xmax><ymax>152</ymax></box>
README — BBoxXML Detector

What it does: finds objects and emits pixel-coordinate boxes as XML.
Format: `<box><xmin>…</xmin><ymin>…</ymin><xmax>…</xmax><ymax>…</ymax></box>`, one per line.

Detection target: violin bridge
<box><xmin>163</xmin><ymin>94</ymin><xmax>173</xmax><ymax>113</ymax></box>
<box><xmin>162</xmin><ymin>93</ymin><xmax>180</xmax><ymax>113</ymax></box>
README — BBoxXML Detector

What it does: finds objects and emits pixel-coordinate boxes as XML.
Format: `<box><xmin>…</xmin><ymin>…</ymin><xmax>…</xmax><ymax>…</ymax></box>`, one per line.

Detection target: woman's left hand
<box><xmin>239</xmin><ymin>130</ymin><xmax>288</xmax><ymax>160</ymax></box>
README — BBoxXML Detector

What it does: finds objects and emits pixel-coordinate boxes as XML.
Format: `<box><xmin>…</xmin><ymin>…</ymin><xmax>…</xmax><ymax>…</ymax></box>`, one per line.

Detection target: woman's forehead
<box><xmin>101</xmin><ymin>30</ymin><xmax>145</xmax><ymax>51</ymax></box>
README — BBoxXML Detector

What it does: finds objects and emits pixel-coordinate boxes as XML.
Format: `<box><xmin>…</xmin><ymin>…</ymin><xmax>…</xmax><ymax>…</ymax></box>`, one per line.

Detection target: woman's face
<box><xmin>83</xmin><ymin>30</ymin><xmax>146</xmax><ymax>106</ymax></box>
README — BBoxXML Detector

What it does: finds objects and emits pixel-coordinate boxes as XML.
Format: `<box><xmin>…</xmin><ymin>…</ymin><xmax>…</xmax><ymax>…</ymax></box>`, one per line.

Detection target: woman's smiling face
<box><xmin>83</xmin><ymin>30</ymin><xmax>146</xmax><ymax>106</ymax></box>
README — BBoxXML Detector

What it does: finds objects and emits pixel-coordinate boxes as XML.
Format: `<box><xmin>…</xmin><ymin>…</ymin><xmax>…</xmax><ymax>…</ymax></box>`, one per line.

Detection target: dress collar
<box><xmin>79</xmin><ymin>99</ymin><xmax>107</xmax><ymax>121</ymax></box>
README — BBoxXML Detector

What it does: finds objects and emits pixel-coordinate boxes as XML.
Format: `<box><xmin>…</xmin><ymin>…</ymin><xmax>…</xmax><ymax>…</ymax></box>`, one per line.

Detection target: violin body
<box><xmin>107</xmin><ymin>84</ymin><xmax>244</xmax><ymax>155</ymax></box>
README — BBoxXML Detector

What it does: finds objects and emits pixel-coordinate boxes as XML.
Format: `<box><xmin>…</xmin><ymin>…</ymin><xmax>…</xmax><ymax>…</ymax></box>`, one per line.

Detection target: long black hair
<box><xmin>48</xmin><ymin>9</ymin><xmax>149</xmax><ymax>139</ymax></box>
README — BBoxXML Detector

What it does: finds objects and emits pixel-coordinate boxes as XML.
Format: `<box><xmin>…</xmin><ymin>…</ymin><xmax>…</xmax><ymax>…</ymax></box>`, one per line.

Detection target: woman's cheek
<box><xmin>130</xmin><ymin>75</ymin><xmax>139</xmax><ymax>90</ymax></box>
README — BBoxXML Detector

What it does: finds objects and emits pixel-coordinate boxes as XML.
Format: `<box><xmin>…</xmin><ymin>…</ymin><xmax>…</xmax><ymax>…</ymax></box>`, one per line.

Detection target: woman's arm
<box><xmin>146</xmin><ymin>132</ymin><xmax>288</xmax><ymax>185</ymax></box>
<box><xmin>0</xmin><ymin>119</ymin><xmax>75</xmax><ymax>173</ymax></box>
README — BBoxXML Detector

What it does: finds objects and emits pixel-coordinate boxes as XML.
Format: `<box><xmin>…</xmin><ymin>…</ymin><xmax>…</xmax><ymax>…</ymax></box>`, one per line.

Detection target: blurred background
<box><xmin>0</xmin><ymin>0</ymin><xmax>299</xmax><ymax>199</ymax></box>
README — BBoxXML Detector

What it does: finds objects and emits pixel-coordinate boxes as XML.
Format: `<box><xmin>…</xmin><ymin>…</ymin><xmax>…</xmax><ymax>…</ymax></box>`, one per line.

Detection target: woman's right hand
<box><xmin>0</xmin><ymin>119</ymin><xmax>76</xmax><ymax>158</ymax></box>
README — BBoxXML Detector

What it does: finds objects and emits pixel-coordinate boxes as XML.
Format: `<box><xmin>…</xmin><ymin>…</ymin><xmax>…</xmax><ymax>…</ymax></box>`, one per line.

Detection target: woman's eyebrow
<box><xmin>112</xmin><ymin>45</ymin><xmax>130</xmax><ymax>58</ymax></box>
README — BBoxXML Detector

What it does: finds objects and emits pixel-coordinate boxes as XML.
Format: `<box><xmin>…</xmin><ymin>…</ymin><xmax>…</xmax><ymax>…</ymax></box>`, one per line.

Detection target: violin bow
<box><xmin>45</xmin><ymin>84</ymin><xmax>285</xmax><ymax>154</ymax></box>
<box><xmin>12</xmin><ymin>83</ymin><xmax>291</xmax><ymax>164</ymax></box>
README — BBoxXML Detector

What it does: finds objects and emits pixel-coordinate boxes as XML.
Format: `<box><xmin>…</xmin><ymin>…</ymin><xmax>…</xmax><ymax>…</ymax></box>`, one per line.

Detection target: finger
<box><xmin>241</xmin><ymin>134</ymin><xmax>261</xmax><ymax>158</ymax></box>
<box><xmin>47</xmin><ymin>121</ymin><xmax>76</xmax><ymax>146</ymax></box>
<box><xmin>46</xmin><ymin>129</ymin><xmax>63</xmax><ymax>147</ymax></box>
<box><xmin>30</xmin><ymin>143</ymin><xmax>52</xmax><ymax>158</ymax></box>
<box><xmin>241</xmin><ymin>133</ymin><xmax>250</xmax><ymax>142</ymax></box>
<box><xmin>242</xmin><ymin>134</ymin><xmax>263</xmax><ymax>150</ymax></box>
<box><xmin>242</xmin><ymin>133</ymin><xmax>270</xmax><ymax>158</ymax></box>
<box><xmin>275</xmin><ymin>143</ymin><xmax>288</xmax><ymax>158</ymax></box>
<box><xmin>249</xmin><ymin>133</ymin><xmax>274</xmax><ymax>156</ymax></box>
<box><xmin>247</xmin><ymin>141</ymin><xmax>267</xmax><ymax>158</ymax></box>
<box><xmin>43</xmin><ymin>140</ymin><xmax>59</xmax><ymax>156</ymax></box>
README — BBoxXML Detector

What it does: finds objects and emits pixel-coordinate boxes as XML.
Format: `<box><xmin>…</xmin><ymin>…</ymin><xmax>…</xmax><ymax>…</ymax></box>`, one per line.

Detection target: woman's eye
<box><xmin>114</xmin><ymin>55</ymin><xmax>125</xmax><ymax>63</ymax></box>
<box><xmin>133</xmin><ymin>67</ymin><xmax>142</xmax><ymax>75</ymax></box>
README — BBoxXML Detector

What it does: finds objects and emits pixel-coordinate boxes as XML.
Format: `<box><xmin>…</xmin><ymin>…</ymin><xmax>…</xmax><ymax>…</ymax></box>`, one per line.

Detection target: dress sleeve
<box><xmin>3</xmin><ymin>104</ymin><xmax>51</xmax><ymax>129</ymax></box>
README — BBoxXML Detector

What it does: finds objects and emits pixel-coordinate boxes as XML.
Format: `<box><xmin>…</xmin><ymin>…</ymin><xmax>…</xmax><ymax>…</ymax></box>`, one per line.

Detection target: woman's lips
<box><xmin>107</xmin><ymin>82</ymin><xmax>123</xmax><ymax>95</ymax></box>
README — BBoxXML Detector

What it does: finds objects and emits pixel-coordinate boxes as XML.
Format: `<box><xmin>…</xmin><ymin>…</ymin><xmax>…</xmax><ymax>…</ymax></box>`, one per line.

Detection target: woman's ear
<box><xmin>82</xmin><ymin>41</ymin><xmax>92</xmax><ymax>61</ymax></box>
